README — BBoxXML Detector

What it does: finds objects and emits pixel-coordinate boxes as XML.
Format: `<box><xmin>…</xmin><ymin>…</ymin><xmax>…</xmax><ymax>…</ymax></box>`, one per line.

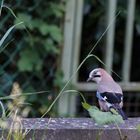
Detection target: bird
<box><xmin>87</xmin><ymin>68</ymin><xmax>127</xmax><ymax>120</ymax></box>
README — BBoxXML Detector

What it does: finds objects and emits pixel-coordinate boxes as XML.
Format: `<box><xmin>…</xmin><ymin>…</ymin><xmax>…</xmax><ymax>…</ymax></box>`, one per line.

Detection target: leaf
<box><xmin>17</xmin><ymin>48</ymin><xmax>43</xmax><ymax>72</ymax></box>
<box><xmin>31</xmin><ymin>19</ymin><xmax>44</xmax><ymax>28</ymax></box>
<box><xmin>54</xmin><ymin>70</ymin><xmax>64</xmax><ymax>88</ymax></box>
<box><xmin>18</xmin><ymin>55</ymin><xmax>32</xmax><ymax>71</ymax></box>
<box><xmin>44</xmin><ymin>39</ymin><xmax>60</xmax><ymax>54</ymax></box>
<box><xmin>2</xmin><ymin>5</ymin><xmax>17</xmax><ymax>19</ymax></box>
<box><xmin>14</xmin><ymin>13</ymin><xmax>32</xmax><ymax>29</ymax></box>
<box><xmin>39</xmin><ymin>24</ymin><xmax>49</xmax><ymax>35</ymax></box>
<box><xmin>48</xmin><ymin>25</ymin><xmax>62</xmax><ymax>43</ymax></box>
<box><xmin>83</xmin><ymin>104</ymin><xmax>124</xmax><ymax>125</ymax></box>
<box><xmin>0</xmin><ymin>22</ymin><xmax>23</xmax><ymax>47</ymax></box>
<box><xmin>88</xmin><ymin>54</ymin><xmax>122</xmax><ymax>80</ymax></box>
<box><xmin>82</xmin><ymin>102</ymin><xmax>91</xmax><ymax>110</ymax></box>
<box><xmin>50</xmin><ymin>3</ymin><xmax>65</xmax><ymax>17</ymax></box>
<box><xmin>28</xmin><ymin>19</ymin><xmax>49</xmax><ymax>36</ymax></box>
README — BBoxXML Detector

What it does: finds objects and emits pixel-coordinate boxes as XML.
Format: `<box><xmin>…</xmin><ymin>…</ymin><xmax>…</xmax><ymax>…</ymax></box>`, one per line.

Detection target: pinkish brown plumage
<box><xmin>87</xmin><ymin>68</ymin><xmax>127</xmax><ymax>120</ymax></box>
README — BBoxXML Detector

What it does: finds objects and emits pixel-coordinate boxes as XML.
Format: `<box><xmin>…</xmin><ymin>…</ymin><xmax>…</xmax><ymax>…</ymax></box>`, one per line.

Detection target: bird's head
<box><xmin>87</xmin><ymin>68</ymin><xmax>113</xmax><ymax>84</ymax></box>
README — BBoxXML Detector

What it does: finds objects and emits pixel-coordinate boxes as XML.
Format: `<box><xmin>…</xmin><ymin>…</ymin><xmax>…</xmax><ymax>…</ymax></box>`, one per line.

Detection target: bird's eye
<box><xmin>94</xmin><ymin>71</ymin><xmax>98</xmax><ymax>74</ymax></box>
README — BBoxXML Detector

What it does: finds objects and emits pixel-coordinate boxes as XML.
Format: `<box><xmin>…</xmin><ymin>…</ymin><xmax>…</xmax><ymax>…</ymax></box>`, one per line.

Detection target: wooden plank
<box><xmin>69</xmin><ymin>0</ymin><xmax>84</xmax><ymax>116</ymax></box>
<box><xmin>122</xmin><ymin>0</ymin><xmax>136</xmax><ymax>82</ymax></box>
<box><xmin>59</xmin><ymin>0</ymin><xmax>84</xmax><ymax>116</ymax></box>
<box><xmin>72</xmin><ymin>0</ymin><xmax>83</xmax><ymax>83</ymax></box>
<box><xmin>62</xmin><ymin>0</ymin><xmax>75</xmax><ymax>81</ymax></box>
<box><xmin>75</xmin><ymin>82</ymin><xmax>140</xmax><ymax>92</ymax></box>
<box><xmin>58</xmin><ymin>0</ymin><xmax>76</xmax><ymax>116</ymax></box>
<box><xmin>105</xmin><ymin>0</ymin><xmax>117</xmax><ymax>74</ymax></box>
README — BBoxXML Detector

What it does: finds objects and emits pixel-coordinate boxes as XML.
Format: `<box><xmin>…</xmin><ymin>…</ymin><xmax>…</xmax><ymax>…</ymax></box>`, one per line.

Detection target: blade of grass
<box><xmin>2</xmin><ymin>5</ymin><xmax>17</xmax><ymax>18</ymax></box>
<box><xmin>2</xmin><ymin>5</ymin><xmax>32</xmax><ymax>36</ymax></box>
<box><xmin>62</xmin><ymin>90</ymin><xmax>86</xmax><ymax>103</ymax></box>
<box><xmin>3</xmin><ymin>4</ymin><xmax>31</xmax><ymax>40</ymax></box>
<box><xmin>89</xmin><ymin>54</ymin><xmax>122</xmax><ymax>79</ymax></box>
<box><xmin>96</xmin><ymin>130</ymin><xmax>104</xmax><ymax>140</ymax></box>
<box><xmin>43</xmin><ymin>54</ymin><xmax>120</xmax><ymax>116</ymax></box>
<box><xmin>115</xmin><ymin>122</ymin><xmax>124</xmax><ymax>140</ymax></box>
<box><xmin>25</xmin><ymin>90</ymin><xmax>86</xmax><ymax>135</ymax></box>
<box><xmin>0</xmin><ymin>90</ymin><xmax>50</xmax><ymax>100</ymax></box>
<box><xmin>87</xmin><ymin>11</ymin><xmax>121</xmax><ymax>55</ymax></box>
<box><xmin>41</xmin><ymin>11</ymin><xmax>121</xmax><ymax>117</ymax></box>
<box><xmin>0</xmin><ymin>0</ymin><xmax>4</xmax><ymax>16</ymax></box>
<box><xmin>0</xmin><ymin>22</ymin><xmax>23</xmax><ymax>47</ymax></box>
<box><xmin>23</xmin><ymin>11</ymin><xmax>122</xmax><ymax>137</ymax></box>
<box><xmin>41</xmin><ymin>54</ymin><xmax>94</xmax><ymax>117</ymax></box>
<box><xmin>2</xmin><ymin>4</ymin><xmax>38</xmax><ymax>51</ymax></box>
<box><xmin>24</xmin><ymin>55</ymin><xmax>94</xmax><ymax>135</ymax></box>
<box><xmin>0</xmin><ymin>39</ymin><xmax>14</xmax><ymax>53</ymax></box>
<box><xmin>0</xmin><ymin>101</ymin><xmax>5</xmax><ymax>118</ymax></box>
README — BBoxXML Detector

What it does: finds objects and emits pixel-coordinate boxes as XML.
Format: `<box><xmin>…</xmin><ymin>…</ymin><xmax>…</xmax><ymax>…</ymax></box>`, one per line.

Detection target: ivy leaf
<box><xmin>30</xmin><ymin>19</ymin><xmax>50</xmax><ymax>36</ymax></box>
<box><xmin>17</xmin><ymin>48</ymin><xmax>42</xmax><ymax>72</ymax></box>
<box><xmin>50</xmin><ymin>3</ymin><xmax>65</xmax><ymax>18</ymax></box>
<box><xmin>38</xmin><ymin>23</ymin><xmax>49</xmax><ymax>35</ymax></box>
<box><xmin>14</xmin><ymin>13</ymin><xmax>33</xmax><ymax>29</ymax></box>
<box><xmin>31</xmin><ymin>19</ymin><xmax>44</xmax><ymax>29</ymax></box>
<box><xmin>83</xmin><ymin>104</ymin><xmax>124</xmax><ymax>125</ymax></box>
<box><xmin>39</xmin><ymin>23</ymin><xmax>49</xmax><ymax>36</ymax></box>
<box><xmin>54</xmin><ymin>70</ymin><xmax>64</xmax><ymax>88</ymax></box>
<box><xmin>0</xmin><ymin>22</ymin><xmax>23</xmax><ymax>48</ymax></box>
<box><xmin>44</xmin><ymin>39</ymin><xmax>60</xmax><ymax>54</ymax></box>
<box><xmin>82</xmin><ymin>102</ymin><xmax>91</xmax><ymax>110</ymax></box>
<box><xmin>48</xmin><ymin>25</ymin><xmax>62</xmax><ymax>43</ymax></box>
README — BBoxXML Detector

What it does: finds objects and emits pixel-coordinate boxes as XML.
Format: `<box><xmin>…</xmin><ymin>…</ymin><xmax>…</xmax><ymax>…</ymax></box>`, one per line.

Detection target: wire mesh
<box><xmin>0</xmin><ymin>0</ymin><xmax>63</xmax><ymax>117</ymax></box>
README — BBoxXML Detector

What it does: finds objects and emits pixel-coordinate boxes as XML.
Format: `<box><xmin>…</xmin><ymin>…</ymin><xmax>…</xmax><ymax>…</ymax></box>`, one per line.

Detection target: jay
<box><xmin>87</xmin><ymin>68</ymin><xmax>127</xmax><ymax>120</ymax></box>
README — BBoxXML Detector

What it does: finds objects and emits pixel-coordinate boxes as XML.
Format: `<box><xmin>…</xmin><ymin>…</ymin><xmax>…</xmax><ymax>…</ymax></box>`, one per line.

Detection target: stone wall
<box><xmin>0</xmin><ymin>118</ymin><xmax>140</xmax><ymax>140</ymax></box>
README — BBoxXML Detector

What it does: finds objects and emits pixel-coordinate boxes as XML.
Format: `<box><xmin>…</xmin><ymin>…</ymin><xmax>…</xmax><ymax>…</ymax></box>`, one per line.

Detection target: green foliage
<box><xmin>14</xmin><ymin>8</ymin><xmax>63</xmax><ymax>74</ymax></box>
<box><xmin>14</xmin><ymin>13</ymin><xmax>62</xmax><ymax>43</ymax></box>
<box><xmin>14</xmin><ymin>13</ymin><xmax>32</xmax><ymax>29</ymax></box>
<box><xmin>50</xmin><ymin>3</ymin><xmax>65</xmax><ymax>18</ymax></box>
<box><xmin>136</xmin><ymin>124</ymin><xmax>140</xmax><ymax>133</ymax></box>
<box><xmin>82</xmin><ymin>102</ymin><xmax>91</xmax><ymax>110</ymax></box>
<box><xmin>0</xmin><ymin>0</ymin><xmax>65</xmax><ymax>117</ymax></box>
<box><xmin>82</xmin><ymin>102</ymin><xmax>124</xmax><ymax>125</ymax></box>
<box><xmin>44</xmin><ymin>39</ymin><xmax>60</xmax><ymax>54</ymax></box>
<box><xmin>18</xmin><ymin>47</ymin><xmax>42</xmax><ymax>72</ymax></box>
<box><xmin>0</xmin><ymin>22</ymin><xmax>23</xmax><ymax>48</ymax></box>
<box><xmin>54</xmin><ymin>70</ymin><xmax>64</xmax><ymax>89</ymax></box>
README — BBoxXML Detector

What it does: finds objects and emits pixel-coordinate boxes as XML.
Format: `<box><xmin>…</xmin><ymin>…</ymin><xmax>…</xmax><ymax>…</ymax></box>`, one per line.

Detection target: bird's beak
<box><xmin>87</xmin><ymin>77</ymin><xmax>92</xmax><ymax>82</ymax></box>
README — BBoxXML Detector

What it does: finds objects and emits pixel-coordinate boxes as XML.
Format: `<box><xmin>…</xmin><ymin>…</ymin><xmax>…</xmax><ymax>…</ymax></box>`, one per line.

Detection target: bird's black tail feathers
<box><xmin>117</xmin><ymin>107</ymin><xmax>127</xmax><ymax>120</ymax></box>
<box><xmin>110</xmin><ymin>105</ymin><xmax>127</xmax><ymax>120</ymax></box>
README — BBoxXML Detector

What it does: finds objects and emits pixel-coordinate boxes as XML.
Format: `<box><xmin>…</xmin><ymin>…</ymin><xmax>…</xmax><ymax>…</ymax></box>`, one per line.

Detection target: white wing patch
<box><xmin>103</xmin><ymin>96</ymin><xmax>107</xmax><ymax>101</ymax></box>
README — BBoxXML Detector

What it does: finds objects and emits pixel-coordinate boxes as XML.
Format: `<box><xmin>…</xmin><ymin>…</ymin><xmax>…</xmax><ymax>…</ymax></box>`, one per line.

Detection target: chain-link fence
<box><xmin>0</xmin><ymin>0</ymin><xmax>64</xmax><ymax>117</ymax></box>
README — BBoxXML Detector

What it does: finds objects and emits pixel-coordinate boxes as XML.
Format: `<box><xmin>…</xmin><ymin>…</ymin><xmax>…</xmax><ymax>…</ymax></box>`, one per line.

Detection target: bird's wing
<box><xmin>99</xmin><ymin>92</ymin><xmax>123</xmax><ymax>104</ymax></box>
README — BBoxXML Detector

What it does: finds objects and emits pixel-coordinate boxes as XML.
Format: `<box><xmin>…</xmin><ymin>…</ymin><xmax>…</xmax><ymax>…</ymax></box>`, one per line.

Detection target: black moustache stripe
<box><xmin>94</xmin><ymin>75</ymin><xmax>101</xmax><ymax>78</ymax></box>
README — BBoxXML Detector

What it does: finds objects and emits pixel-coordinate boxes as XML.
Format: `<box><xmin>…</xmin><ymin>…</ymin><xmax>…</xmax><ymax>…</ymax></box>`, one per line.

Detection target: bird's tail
<box><xmin>110</xmin><ymin>105</ymin><xmax>127</xmax><ymax>120</ymax></box>
<box><xmin>117</xmin><ymin>107</ymin><xmax>127</xmax><ymax>120</ymax></box>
